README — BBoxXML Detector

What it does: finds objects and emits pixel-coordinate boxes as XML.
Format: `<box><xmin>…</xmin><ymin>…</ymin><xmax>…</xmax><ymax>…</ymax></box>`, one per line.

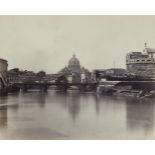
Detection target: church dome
<box><xmin>68</xmin><ymin>54</ymin><xmax>80</xmax><ymax>67</ymax></box>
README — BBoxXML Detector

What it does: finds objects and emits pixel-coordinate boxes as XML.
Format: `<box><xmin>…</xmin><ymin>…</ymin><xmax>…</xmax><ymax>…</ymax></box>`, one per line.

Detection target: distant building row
<box><xmin>2</xmin><ymin>43</ymin><xmax>155</xmax><ymax>84</ymax></box>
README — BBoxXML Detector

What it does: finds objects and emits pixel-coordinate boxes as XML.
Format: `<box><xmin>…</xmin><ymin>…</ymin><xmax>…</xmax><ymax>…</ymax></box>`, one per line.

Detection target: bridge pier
<box><xmin>40</xmin><ymin>85</ymin><xmax>48</xmax><ymax>93</ymax></box>
<box><xmin>79</xmin><ymin>83</ymin><xmax>98</xmax><ymax>92</ymax></box>
<box><xmin>43</xmin><ymin>87</ymin><xmax>48</xmax><ymax>93</ymax></box>
<box><xmin>56</xmin><ymin>84</ymin><xmax>69</xmax><ymax>92</ymax></box>
<box><xmin>22</xmin><ymin>86</ymin><xmax>28</xmax><ymax>93</ymax></box>
<box><xmin>0</xmin><ymin>87</ymin><xmax>8</xmax><ymax>96</ymax></box>
<box><xmin>79</xmin><ymin>84</ymin><xmax>87</xmax><ymax>92</ymax></box>
<box><xmin>59</xmin><ymin>86</ymin><xmax>68</xmax><ymax>92</ymax></box>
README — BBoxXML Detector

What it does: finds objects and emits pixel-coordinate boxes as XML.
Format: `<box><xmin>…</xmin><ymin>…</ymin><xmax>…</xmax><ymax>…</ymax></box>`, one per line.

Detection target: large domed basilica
<box><xmin>68</xmin><ymin>54</ymin><xmax>81</xmax><ymax>73</ymax></box>
<box><xmin>59</xmin><ymin>54</ymin><xmax>91</xmax><ymax>82</ymax></box>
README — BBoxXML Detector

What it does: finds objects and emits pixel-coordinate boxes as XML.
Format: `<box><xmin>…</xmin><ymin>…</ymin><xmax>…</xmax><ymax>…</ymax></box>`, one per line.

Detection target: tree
<box><xmin>56</xmin><ymin>75</ymin><xmax>68</xmax><ymax>84</ymax></box>
<box><xmin>10</xmin><ymin>68</ymin><xmax>20</xmax><ymax>73</ymax></box>
<box><xmin>55</xmin><ymin>75</ymin><xmax>69</xmax><ymax>92</ymax></box>
<box><xmin>95</xmin><ymin>70</ymin><xmax>100</xmax><ymax>81</ymax></box>
<box><xmin>37</xmin><ymin>71</ymin><xmax>46</xmax><ymax>77</ymax></box>
<box><xmin>36</xmin><ymin>71</ymin><xmax>46</xmax><ymax>82</ymax></box>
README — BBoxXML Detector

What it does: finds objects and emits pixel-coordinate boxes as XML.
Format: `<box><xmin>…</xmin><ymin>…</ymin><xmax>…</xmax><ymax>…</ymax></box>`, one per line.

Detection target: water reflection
<box><xmin>93</xmin><ymin>94</ymin><xmax>127</xmax><ymax>115</ymax></box>
<box><xmin>1</xmin><ymin>90</ymin><xmax>155</xmax><ymax>139</ymax></box>
<box><xmin>0</xmin><ymin>97</ymin><xmax>8</xmax><ymax>128</ymax></box>
<box><xmin>54</xmin><ymin>91</ymin><xmax>67</xmax><ymax>107</ymax></box>
<box><xmin>67</xmin><ymin>91</ymin><xmax>80</xmax><ymax>121</ymax></box>
<box><xmin>94</xmin><ymin>94</ymin><xmax>100</xmax><ymax>115</ymax></box>
<box><xmin>19</xmin><ymin>92</ymin><xmax>47</xmax><ymax>108</ymax></box>
<box><xmin>37</xmin><ymin>93</ymin><xmax>47</xmax><ymax>108</ymax></box>
<box><xmin>126</xmin><ymin>98</ymin><xmax>155</xmax><ymax>135</ymax></box>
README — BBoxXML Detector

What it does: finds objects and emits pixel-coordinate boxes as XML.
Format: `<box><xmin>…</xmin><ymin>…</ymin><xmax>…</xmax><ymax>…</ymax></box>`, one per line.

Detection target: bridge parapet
<box><xmin>11</xmin><ymin>81</ymin><xmax>98</xmax><ymax>93</ymax></box>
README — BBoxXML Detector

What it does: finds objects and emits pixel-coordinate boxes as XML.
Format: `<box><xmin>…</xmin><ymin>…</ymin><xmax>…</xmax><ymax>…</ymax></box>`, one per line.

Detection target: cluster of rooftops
<box><xmin>0</xmin><ymin>58</ymin><xmax>7</xmax><ymax>62</ymax></box>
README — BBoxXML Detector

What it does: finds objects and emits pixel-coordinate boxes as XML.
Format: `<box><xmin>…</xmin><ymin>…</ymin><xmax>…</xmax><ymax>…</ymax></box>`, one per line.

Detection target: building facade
<box><xmin>7</xmin><ymin>69</ymin><xmax>38</xmax><ymax>83</ymax></box>
<box><xmin>126</xmin><ymin>44</ymin><xmax>155</xmax><ymax>77</ymax></box>
<box><xmin>0</xmin><ymin>58</ymin><xmax>8</xmax><ymax>78</ymax></box>
<box><xmin>0</xmin><ymin>58</ymin><xmax>8</xmax><ymax>91</ymax></box>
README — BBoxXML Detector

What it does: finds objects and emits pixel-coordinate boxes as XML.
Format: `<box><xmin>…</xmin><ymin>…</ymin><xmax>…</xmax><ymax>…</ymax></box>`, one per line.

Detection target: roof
<box><xmin>127</xmin><ymin>51</ymin><xmax>142</xmax><ymax>55</ymax></box>
<box><xmin>68</xmin><ymin>54</ymin><xmax>80</xmax><ymax>66</ymax></box>
<box><xmin>0</xmin><ymin>58</ymin><xmax>8</xmax><ymax>62</ymax></box>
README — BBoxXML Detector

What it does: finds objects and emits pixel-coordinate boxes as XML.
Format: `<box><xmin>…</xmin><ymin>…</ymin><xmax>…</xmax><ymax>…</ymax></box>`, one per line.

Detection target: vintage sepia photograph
<box><xmin>1</xmin><ymin>15</ymin><xmax>155</xmax><ymax>140</ymax></box>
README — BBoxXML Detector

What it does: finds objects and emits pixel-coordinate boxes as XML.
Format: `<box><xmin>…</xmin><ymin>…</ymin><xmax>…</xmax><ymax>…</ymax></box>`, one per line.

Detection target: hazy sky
<box><xmin>1</xmin><ymin>16</ymin><xmax>155</xmax><ymax>73</ymax></box>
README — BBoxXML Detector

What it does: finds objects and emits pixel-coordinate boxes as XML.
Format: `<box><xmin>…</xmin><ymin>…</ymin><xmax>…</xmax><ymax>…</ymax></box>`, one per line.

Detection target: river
<box><xmin>0</xmin><ymin>90</ymin><xmax>155</xmax><ymax>139</ymax></box>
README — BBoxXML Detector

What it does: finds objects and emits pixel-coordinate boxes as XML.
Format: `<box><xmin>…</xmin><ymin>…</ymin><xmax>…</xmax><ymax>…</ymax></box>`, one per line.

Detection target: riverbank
<box><xmin>98</xmin><ymin>85</ymin><xmax>155</xmax><ymax>98</ymax></box>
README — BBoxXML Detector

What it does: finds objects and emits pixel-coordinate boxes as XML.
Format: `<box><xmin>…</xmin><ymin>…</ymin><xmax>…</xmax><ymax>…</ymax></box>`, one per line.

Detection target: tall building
<box><xmin>126</xmin><ymin>43</ymin><xmax>155</xmax><ymax>77</ymax></box>
<box><xmin>0</xmin><ymin>58</ymin><xmax>8</xmax><ymax>78</ymax></box>
<box><xmin>0</xmin><ymin>58</ymin><xmax>8</xmax><ymax>91</ymax></box>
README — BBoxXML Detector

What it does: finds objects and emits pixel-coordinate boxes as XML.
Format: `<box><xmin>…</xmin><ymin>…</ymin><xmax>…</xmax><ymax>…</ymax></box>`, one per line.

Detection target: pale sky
<box><xmin>1</xmin><ymin>16</ymin><xmax>155</xmax><ymax>73</ymax></box>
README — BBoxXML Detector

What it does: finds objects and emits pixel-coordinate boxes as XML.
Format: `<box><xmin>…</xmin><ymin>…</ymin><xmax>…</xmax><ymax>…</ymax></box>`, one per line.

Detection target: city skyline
<box><xmin>1</xmin><ymin>16</ymin><xmax>155</xmax><ymax>73</ymax></box>
<box><xmin>1</xmin><ymin>15</ymin><xmax>155</xmax><ymax>141</ymax></box>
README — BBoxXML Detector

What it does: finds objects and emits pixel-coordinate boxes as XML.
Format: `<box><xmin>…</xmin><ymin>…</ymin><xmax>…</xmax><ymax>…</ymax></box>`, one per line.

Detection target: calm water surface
<box><xmin>0</xmin><ymin>90</ymin><xmax>155</xmax><ymax>139</ymax></box>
